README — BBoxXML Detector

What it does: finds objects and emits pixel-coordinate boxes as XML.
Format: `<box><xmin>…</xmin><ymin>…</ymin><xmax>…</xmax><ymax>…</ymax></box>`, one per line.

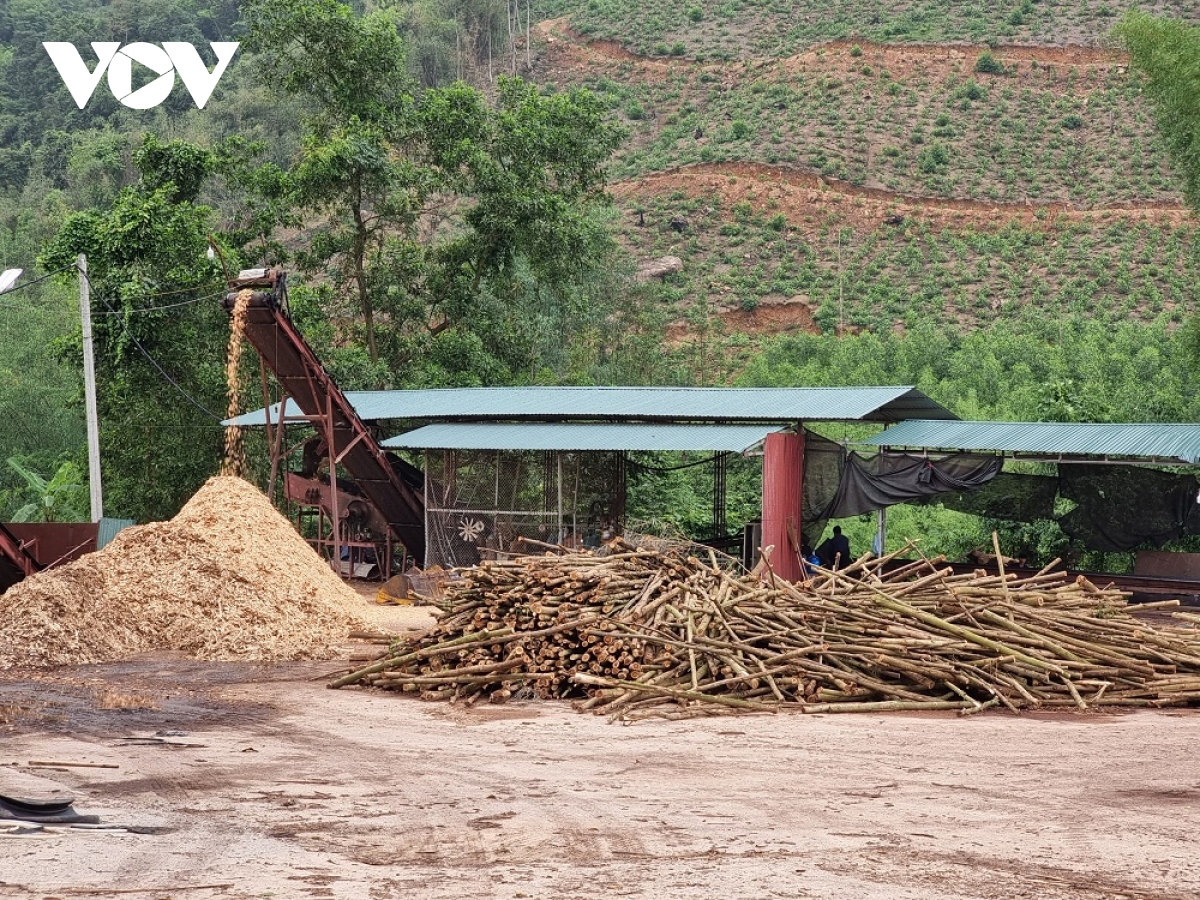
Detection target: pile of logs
<box><xmin>330</xmin><ymin>541</ymin><xmax>1200</xmax><ymax>720</ymax></box>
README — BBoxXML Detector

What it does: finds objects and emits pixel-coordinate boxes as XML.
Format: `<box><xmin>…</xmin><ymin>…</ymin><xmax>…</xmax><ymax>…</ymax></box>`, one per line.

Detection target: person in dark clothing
<box><xmin>816</xmin><ymin>525</ymin><xmax>851</xmax><ymax>569</ymax></box>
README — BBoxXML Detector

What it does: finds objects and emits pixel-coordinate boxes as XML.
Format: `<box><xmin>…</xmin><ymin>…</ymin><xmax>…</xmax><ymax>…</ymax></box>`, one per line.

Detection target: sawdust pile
<box><xmin>0</xmin><ymin>476</ymin><xmax>366</xmax><ymax>668</ymax></box>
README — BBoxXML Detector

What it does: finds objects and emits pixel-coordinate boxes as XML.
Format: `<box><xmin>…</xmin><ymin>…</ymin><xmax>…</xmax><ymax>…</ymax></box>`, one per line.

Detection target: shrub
<box><xmin>850</xmin><ymin>44</ymin><xmax>863</xmax><ymax>58</ymax></box>
<box><xmin>625</xmin><ymin>100</ymin><xmax>647</xmax><ymax>120</ymax></box>
<box><xmin>670</xmin><ymin>41</ymin><xmax>686</xmax><ymax>56</ymax></box>
<box><xmin>975</xmin><ymin>52</ymin><xmax>1005</xmax><ymax>75</ymax></box>
<box><xmin>768</xmin><ymin>212</ymin><xmax>787</xmax><ymax>231</ymax></box>
<box><xmin>1062</xmin><ymin>114</ymin><xmax>1084</xmax><ymax>130</ymax></box>
<box><xmin>686</xmin><ymin>4</ymin><xmax>703</xmax><ymax>22</ymax></box>
<box><xmin>917</xmin><ymin>143</ymin><xmax>950</xmax><ymax>173</ymax></box>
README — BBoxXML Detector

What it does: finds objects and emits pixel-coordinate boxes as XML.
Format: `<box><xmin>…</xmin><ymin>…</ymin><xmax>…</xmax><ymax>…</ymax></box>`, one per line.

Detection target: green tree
<box><xmin>241</xmin><ymin>0</ymin><xmax>628</xmax><ymax>385</ymax></box>
<box><xmin>1115</xmin><ymin>13</ymin><xmax>1200</xmax><ymax>209</ymax></box>
<box><xmin>242</xmin><ymin>0</ymin><xmax>422</xmax><ymax>364</ymax></box>
<box><xmin>40</xmin><ymin>136</ymin><xmax>231</xmax><ymax>522</ymax></box>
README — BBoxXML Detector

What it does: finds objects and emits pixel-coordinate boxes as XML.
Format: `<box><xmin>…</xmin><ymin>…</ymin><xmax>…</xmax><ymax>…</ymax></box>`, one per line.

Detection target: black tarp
<box><xmin>1058</xmin><ymin>465</ymin><xmax>1200</xmax><ymax>552</ymax></box>
<box><xmin>801</xmin><ymin>430</ymin><xmax>1001</xmax><ymax>542</ymax></box>
<box><xmin>802</xmin><ymin>431</ymin><xmax>846</xmax><ymax>533</ymax></box>
<box><xmin>825</xmin><ymin>452</ymin><xmax>1003</xmax><ymax>519</ymax></box>
<box><xmin>801</xmin><ymin>431</ymin><xmax>1200</xmax><ymax>553</ymax></box>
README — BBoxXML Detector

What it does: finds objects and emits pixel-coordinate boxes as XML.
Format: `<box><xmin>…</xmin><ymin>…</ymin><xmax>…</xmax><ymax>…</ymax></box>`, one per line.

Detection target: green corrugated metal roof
<box><xmin>383</xmin><ymin>423</ymin><xmax>782</xmax><ymax>452</ymax></box>
<box><xmin>226</xmin><ymin>386</ymin><xmax>955</xmax><ymax>426</ymax></box>
<box><xmin>863</xmin><ymin>420</ymin><xmax>1200</xmax><ymax>464</ymax></box>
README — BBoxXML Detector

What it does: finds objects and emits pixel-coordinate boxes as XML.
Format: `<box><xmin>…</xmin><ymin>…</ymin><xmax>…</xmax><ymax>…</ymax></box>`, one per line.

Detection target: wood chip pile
<box><xmin>1</xmin><ymin>476</ymin><xmax>365</xmax><ymax>668</ymax></box>
<box><xmin>332</xmin><ymin>541</ymin><xmax>1200</xmax><ymax>720</ymax></box>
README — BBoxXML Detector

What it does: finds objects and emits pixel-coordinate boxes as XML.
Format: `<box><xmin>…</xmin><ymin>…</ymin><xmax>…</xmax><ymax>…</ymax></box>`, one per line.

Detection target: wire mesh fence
<box><xmin>424</xmin><ymin>449</ymin><xmax>626</xmax><ymax>568</ymax></box>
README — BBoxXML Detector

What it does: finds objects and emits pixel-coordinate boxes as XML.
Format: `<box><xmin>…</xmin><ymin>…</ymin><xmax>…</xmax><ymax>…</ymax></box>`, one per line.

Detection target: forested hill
<box><xmin>1</xmin><ymin>1</ymin><xmax>1200</xmax><ymax>560</ymax></box>
<box><xmin>0</xmin><ymin>2</ymin><xmax>239</xmax><ymax>185</ymax></box>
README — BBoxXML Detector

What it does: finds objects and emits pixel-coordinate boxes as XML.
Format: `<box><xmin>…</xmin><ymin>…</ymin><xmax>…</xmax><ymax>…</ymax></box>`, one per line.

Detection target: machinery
<box><xmin>222</xmin><ymin>268</ymin><xmax>425</xmax><ymax>574</ymax></box>
<box><xmin>0</xmin><ymin>522</ymin><xmax>100</xmax><ymax>594</ymax></box>
<box><xmin>0</xmin><ymin>522</ymin><xmax>42</xmax><ymax>592</ymax></box>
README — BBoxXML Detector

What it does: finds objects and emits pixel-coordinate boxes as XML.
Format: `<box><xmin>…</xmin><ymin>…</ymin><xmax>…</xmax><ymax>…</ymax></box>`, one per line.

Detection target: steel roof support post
<box><xmin>615</xmin><ymin>452</ymin><xmax>626</xmax><ymax>533</ymax></box>
<box><xmin>423</xmin><ymin>450</ymin><xmax>431</xmax><ymax>568</ymax></box>
<box><xmin>557</xmin><ymin>450</ymin><xmax>564</xmax><ymax>544</ymax></box>
<box><xmin>326</xmin><ymin>391</ymin><xmax>341</xmax><ymax>575</ymax></box>
<box><xmin>762</xmin><ymin>429</ymin><xmax>805</xmax><ymax>582</ymax></box>
<box><xmin>713</xmin><ymin>451</ymin><xmax>728</xmax><ymax>538</ymax></box>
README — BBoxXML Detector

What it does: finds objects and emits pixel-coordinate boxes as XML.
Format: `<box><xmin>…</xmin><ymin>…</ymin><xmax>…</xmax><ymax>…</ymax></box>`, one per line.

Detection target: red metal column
<box><xmin>761</xmin><ymin>429</ymin><xmax>805</xmax><ymax>582</ymax></box>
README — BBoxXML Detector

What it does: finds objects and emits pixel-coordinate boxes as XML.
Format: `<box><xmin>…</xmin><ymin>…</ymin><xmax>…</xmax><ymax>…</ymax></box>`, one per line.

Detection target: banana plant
<box><xmin>5</xmin><ymin>457</ymin><xmax>87</xmax><ymax>523</ymax></box>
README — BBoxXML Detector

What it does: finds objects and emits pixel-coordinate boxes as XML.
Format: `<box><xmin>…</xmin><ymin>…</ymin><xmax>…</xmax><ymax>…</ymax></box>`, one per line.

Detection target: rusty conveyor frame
<box><xmin>223</xmin><ymin>269</ymin><xmax>425</xmax><ymax>567</ymax></box>
<box><xmin>0</xmin><ymin>521</ymin><xmax>42</xmax><ymax>580</ymax></box>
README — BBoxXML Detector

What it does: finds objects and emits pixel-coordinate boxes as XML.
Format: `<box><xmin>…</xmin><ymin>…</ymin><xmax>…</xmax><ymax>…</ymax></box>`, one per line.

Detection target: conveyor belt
<box><xmin>223</xmin><ymin>275</ymin><xmax>425</xmax><ymax>561</ymax></box>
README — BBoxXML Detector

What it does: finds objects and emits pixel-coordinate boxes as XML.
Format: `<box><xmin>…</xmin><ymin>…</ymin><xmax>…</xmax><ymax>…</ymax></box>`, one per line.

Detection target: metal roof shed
<box><xmin>227</xmin><ymin>386</ymin><xmax>957</xmax><ymax>581</ymax></box>
<box><xmin>858</xmin><ymin>420</ymin><xmax>1200</xmax><ymax>558</ymax></box>
<box><xmin>226</xmin><ymin>385</ymin><xmax>956</xmax><ymax>427</ymax></box>
<box><xmin>383</xmin><ymin>423</ymin><xmax>782</xmax><ymax>453</ymax></box>
<box><xmin>862</xmin><ymin>420</ymin><xmax>1200</xmax><ymax>465</ymax></box>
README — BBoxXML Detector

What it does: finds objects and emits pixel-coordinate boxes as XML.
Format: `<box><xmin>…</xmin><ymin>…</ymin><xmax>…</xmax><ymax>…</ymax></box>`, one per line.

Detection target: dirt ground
<box><xmin>3</xmin><ymin>618</ymin><xmax>1200</xmax><ymax>900</ymax></box>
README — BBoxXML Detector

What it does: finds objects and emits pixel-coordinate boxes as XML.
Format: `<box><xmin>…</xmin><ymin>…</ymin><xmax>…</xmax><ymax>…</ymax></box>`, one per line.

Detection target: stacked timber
<box><xmin>331</xmin><ymin>541</ymin><xmax>1200</xmax><ymax>720</ymax></box>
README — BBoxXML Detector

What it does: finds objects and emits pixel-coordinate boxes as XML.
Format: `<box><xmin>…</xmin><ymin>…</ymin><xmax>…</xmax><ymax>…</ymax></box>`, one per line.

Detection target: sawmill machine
<box><xmin>222</xmin><ymin>268</ymin><xmax>425</xmax><ymax>571</ymax></box>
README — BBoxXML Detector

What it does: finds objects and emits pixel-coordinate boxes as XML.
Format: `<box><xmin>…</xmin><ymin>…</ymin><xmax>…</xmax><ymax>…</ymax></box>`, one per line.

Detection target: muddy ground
<box><xmin>2</xmin><ymin>630</ymin><xmax>1200</xmax><ymax>900</ymax></box>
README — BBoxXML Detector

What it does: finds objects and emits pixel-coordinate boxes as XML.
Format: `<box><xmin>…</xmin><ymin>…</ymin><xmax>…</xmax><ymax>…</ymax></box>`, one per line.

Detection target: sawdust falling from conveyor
<box><xmin>220</xmin><ymin>288</ymin><xmax>252</xmax><ymax>477</ymax></box>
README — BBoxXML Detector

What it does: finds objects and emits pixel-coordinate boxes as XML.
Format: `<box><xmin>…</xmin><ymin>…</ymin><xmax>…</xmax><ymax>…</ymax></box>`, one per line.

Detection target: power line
<box><xmin>94</xmin><ymin>289</ymin><xmax>224</xmax><ymax>315</ymax></box>
<box><xmin>0</xmin><ymin>266</ymin><xmax>75</xmax><ymax>296</ymax></box>
<box><xmin>78</xmin><ymin>266</ymin><xmax>225</xmax><ymax>423</ymax></box>
<box><xmin>0</xmin><ymin>266</ymin><xmax>79</xmax><ymax>307</ymax></box>
<box><xmin>0</xmin><ymin>283</ymin><xmax>224</xmax><ymax>313</ymax></box>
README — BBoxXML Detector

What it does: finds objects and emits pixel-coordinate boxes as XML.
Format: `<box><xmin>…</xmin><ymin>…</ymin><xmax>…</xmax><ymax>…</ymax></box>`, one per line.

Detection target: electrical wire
<box><xmin>0</xmin><ymin>266</ymin><xmax>79</xmax><ymax>307</ymax></box>
<box><xmin>0</xmin><ymin>271</ymin><xmax>222</xmax><ymax>313</ymax></box>
<box><xmin>0</xmin><ymin>266</ymin><xmax>75</xmax><ymax>295</ymax></box>
<box><xmin>78</xmin><ymin>266</ymin><xmax>224</xmax><ymax>422</ymax></box>
<box><xmin>626</xmin><ymin>452</ymin><xmax>729</xmax><ymax>473</ymax></box>
<box><xmin>94</xmin><ymin>289</ymin><xmax>225</xmax><ymax>315</ymax></box>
